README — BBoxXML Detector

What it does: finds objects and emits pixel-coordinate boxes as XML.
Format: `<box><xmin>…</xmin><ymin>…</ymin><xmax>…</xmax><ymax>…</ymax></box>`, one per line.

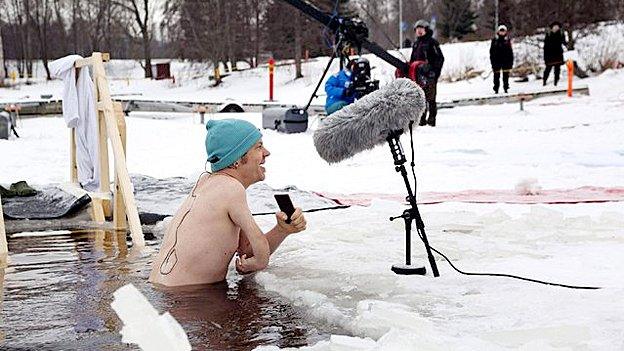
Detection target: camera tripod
<box><xmin>386</xmin><ymin>129</ymin><xmax>439</xmax><ymax>276</ymax></box>
<box><xmin>303</xmin><ymin>38</ymin><xmax>348</xmax><ymax>112</ymax></box>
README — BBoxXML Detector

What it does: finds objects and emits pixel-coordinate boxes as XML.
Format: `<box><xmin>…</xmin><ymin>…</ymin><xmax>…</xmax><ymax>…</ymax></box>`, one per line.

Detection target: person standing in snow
<box><xmin>543</xmin><ymin>21</ymin><xmax>567</xmax><ymax>86</ymax></box>
<box><xmin>410</xmin><ymin>19</ymin><xmax>444</xmax><ymax>127</ymax></box>
<box><xmin>324</xmin><ymin>60</ymin><xmax>356</xmax><ymax>115</ymax></box>
<box><xmin>150</xmin><ymin>119</ymin><xmax>307</xmax><ymax>287</ymax></box>
<box><xmin>489</xmin><ymin>24</ymin><xmax>514</xmax><ymax>94</ymax></box>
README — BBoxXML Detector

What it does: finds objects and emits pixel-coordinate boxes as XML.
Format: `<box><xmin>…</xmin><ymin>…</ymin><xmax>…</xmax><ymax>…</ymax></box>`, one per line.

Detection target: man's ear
<box><xmin>240</xmin><ymin>154</ymin><xmax>249</xmax><ymax>165</ymax></box>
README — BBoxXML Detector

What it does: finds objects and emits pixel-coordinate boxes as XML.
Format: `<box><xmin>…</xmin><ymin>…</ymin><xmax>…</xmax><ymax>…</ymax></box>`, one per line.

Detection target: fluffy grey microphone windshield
<box><xmin>313</xmin><ymin>78</ymin><xmax>426</xmax><ymax>163</ymax></box>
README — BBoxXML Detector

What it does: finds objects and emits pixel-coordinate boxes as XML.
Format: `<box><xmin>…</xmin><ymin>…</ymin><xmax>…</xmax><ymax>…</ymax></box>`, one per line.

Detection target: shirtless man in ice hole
<box><xmin>149</xmin><ymin>119</ymin><xmax>307</xmax><ymax>287</ymax></box>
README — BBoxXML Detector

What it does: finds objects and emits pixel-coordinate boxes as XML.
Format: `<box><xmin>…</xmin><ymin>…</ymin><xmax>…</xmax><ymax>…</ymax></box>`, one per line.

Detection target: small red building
<box><xmin>151</xmin><ymin>60</ymin><xmax>171</xmax><ymax>80</ymax></box>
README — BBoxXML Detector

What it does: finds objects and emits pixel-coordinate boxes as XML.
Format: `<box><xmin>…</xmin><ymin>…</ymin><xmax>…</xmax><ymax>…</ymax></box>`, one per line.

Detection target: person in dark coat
<box><xmin>543</xmin><ymin>21</ymin><xmax>567</xmax><ymax>86</ymax></box>
<box><xmin>489</xmin><ymin>24</ymin><xmax>514</xmax><ymax>94</ymax></box>
<box><xmin>410</xmin><ymin>19</ymin><xmax>444</xmax><ymax>127</ymax></box>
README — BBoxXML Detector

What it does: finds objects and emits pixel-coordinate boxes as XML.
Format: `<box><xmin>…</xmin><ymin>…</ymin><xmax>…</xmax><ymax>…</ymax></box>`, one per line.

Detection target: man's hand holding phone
<box><xmin>274</xmin><ymin>194</ymin><xmax>307</xmax><ymax>235</ymax></box>
<box><xmin>276</xmin><ymin>208</ymin><xmax>306</xmax><ymax>234</ymax></box>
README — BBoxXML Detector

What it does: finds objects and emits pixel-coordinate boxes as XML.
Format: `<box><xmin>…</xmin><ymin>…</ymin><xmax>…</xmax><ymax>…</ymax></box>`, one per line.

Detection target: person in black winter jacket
<box><xmin>489</xmin><ymin>25</ymin><xmax>514</xmax><ymax>94</ymax></box>
<box><xmin>410</xmin><ymin>19</ymin><xmax>444</xmax><ymax>127</ymax></box>
<box><xmin>543</xmin><ymin>21</ymin><xmax>567</xmax><ymax>86</ymax></box>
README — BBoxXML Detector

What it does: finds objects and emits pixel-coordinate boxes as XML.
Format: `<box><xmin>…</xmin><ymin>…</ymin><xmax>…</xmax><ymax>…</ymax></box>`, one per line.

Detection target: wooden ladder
<box><xmin>0</xmin><ymin>52</ymin><xmax>144</xmax><ymax>256</ymax></box>
<box><xmin>71</xmin><ymin>52</ymin><xmax>145</xmax><ymax>246</ymax></box>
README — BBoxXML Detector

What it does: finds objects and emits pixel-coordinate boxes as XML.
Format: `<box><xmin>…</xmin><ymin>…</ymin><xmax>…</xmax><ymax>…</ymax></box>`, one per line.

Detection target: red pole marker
<box><xmin>566</xmin><ymin>59</ymin><xmax>574</xmax><ymax>97</ymax></box>
<box><xmin>268</xmin><ymin>58</ymin><xmax>275</xmax><ymax>101</ymax></box>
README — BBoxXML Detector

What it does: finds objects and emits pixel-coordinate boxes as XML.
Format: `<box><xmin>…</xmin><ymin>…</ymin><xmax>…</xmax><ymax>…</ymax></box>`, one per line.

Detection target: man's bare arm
<box><xmin>226</xmin><ymin>182</ymin><xmax>270</xmax><ymax>271</ymax></box>
<box><xmin>238</xmin><ymin>208</ymin><xmax>307</xmax><ymax>257</ymax></box>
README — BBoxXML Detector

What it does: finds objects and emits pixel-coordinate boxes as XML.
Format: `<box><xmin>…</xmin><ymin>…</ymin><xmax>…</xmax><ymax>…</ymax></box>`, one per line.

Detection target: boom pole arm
<box><xmin>280</xmin><ymin>0</ymin><xmax>409</xmax><ymax>74</ymax></box>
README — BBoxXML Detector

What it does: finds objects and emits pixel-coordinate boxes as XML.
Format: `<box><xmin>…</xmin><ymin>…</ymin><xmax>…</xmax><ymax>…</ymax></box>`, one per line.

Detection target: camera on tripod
<box><xmin>351</xmin><ymin>58</ymin><xmax>380</xmax><ymax>98</ymax></box>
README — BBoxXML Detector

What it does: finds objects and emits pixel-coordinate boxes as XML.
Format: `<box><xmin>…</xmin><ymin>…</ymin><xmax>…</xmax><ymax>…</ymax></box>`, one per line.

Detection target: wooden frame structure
<box><xmin>71</xmin><ymin>52</ymin><xmax>145</xmax><ymax>246</ymax></box>
<box><xmin>0</xmin><ymin>192</ymin><xmax>6</xmax><ymax>255</ymax></box>
<box><xmin>0</xmin><ymin>52</ymin><xmax>144</xmax><ymax>255</ymax></box>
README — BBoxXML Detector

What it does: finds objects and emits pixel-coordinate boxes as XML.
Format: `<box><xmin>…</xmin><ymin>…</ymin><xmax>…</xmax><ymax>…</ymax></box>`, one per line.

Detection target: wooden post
<box><xmin>91</xmin><ymin>198</ymin><xmax>106</xmax><ymax>224</ymax></box>
<box><xmin>113</xmin><ymin>102</ymin><xmax>128</xmax><ymax>231</ymax></box>
<box><xmin>91</xmin><ymin>53</ymin><xmax>144</xmax><ymax>246</ymax></box>
<box><xmin>0</xmin><ymin>193</ymin><xmax>7</xmax><ymax>254</ymax></box>
<box><xmin>95</xmin><ymin>76</ymin><xmax>111</xmax><ymax>196</ymax></box>
<box><xmin>70</xmin><ymin>129</ymin><xmax>78</xmax><ymax>183</ymax></box>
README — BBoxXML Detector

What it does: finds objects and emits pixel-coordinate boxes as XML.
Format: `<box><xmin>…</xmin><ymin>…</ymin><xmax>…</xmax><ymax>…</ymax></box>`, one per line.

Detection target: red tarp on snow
<box><xmin>319</xmin><ymin>186</ymin><xmax>624</xmax><ymax>206</ymax></box>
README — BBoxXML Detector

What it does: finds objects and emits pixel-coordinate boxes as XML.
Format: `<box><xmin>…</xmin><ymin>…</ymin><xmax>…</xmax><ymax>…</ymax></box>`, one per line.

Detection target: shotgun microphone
<box><xmin>313</xmin><ymin>78</ymin><xmax>426</xmax><ymax>163</ymax></box>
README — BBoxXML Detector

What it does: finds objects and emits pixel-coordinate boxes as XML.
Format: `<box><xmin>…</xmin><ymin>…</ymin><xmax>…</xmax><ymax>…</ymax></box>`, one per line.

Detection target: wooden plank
<box><xmin>438</xmin><ymin>86</ymin><xmax>590</xmax><ymax>109</ymax></box>
<box><xmin>95</xmin><ymin>61</ymin><xmax>111</xmax><ymax>196</ymax></box>
<box><xmin>91</xmin><ymin>197</ymin><xmax>106</xmax><ymax>224</ymax></box>
<box><xmin>0</xmin><ymin>192</ymin><xmax>7</xmax><ymax>254</ymax></box>
<box><xmin>75</xmin><ymin>52</ymin><xmax>110</xmax><ymax>68</ymax></box>
<box><xmin>92</xmin><ymin>53</ymin><xmax>145</xmax><ymax>246</ymax></box>
<box><xmin>74</xmin><ymin>57</ymin><xmax>93</xmax><ymax>68</ymax></box>
<box><xmin>70</xmin><ymin>128</ymin><xmax>78</xmax><ymax>183</ymax></box>
<box><xmin>113</xmin><ymin>102</ymin><xmax>128</xmax><ymax>231</ymax></box>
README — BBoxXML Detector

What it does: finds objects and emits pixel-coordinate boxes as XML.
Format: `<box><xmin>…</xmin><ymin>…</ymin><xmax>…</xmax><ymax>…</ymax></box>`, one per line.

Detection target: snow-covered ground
<box><xmin>1</xmin><ymin>34</ymin><xmax>624</xmax><ymax>350</ymax></box>
<box><xmin>2</xmin><ymin>69</ymin><xmax>623</xmax><ymax>193</ymax></box>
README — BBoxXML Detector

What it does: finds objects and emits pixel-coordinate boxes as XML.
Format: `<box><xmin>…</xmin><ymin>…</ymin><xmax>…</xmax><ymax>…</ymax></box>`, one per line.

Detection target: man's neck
<box><xmin>215</xmin><ymin>169</ymin><xmax>251</xmax><ymax>189</ymax></box>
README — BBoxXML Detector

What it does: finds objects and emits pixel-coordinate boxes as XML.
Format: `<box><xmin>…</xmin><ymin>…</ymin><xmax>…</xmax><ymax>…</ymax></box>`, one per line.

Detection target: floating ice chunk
<box><xmin>253</xmin><ymin>329</ymin><xmax>454</xmax><ymax>351</ymax></box>
<box><xmin>255</xmin><ymin>272</ymin><xmax>348</xmax><ymax>327</ymax></box>
<box><xmin>351</xmin><ymin>300</ymin><xmax>437</xmax><ymax>340</ymax></box>
<box><xmin>327</xmin><ymin>334</ymin><xmax>377</xmax><ymax>350</ymax></box>
<box><xmin>514</xmin><ymin>178</ymin><xmax>542</xmax><ymax>196</ymax></box>
<box><xmin>375</xmin><ymin>328</ymin><xmax>446</xmax><ymax>351</ymax></box>
<box><xmin>111</xmin><ymin>284</ymin><xmax>191</xmax><ymax>351</ymax></box>
<box><xmin>483</xmin><ymin>325</ymin><xmax>591</xmax><ymax>350</ymax></box>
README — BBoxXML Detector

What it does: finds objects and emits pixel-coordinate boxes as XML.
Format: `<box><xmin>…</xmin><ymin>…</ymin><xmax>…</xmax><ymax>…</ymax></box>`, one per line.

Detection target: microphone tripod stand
<box><xmin>386</xmin><ymin>130</ymin><xmax>439</xmax><ymax>277</ymax></box>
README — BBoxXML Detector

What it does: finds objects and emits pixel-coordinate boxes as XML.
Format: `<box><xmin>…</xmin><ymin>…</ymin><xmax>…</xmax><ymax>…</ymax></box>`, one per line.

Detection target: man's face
<box><xmin>238</xmin><ymin>139</ymin><xmax>270</xmax><ymax>183</ymax></box>
<box><xmin>415</xmin><ymin>27</ymin><xmax>426</xmax><ymax>37</ymax></box>
<box><xmin>498</xmin><ymin>29</ymin><xmax>507</xmax><ymax>36</ymax></box>
<box><xmin>552</xmin><ymin>25</ymin><xmax>560</xmax><ymax>32</ymax></box>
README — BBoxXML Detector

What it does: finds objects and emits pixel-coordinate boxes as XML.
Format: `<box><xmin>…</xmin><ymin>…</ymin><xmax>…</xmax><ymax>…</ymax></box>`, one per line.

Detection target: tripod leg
<box><xmin>303</xmin><ymin>47</ymin><xmax>338</xmax><ymax>112</ymax></box>
<box><xmin>418</xmin><ymin>227</ymin><xmax>439</xmax><ymax>277</ymax></box>
<box><xmin>10</xmin><ymin>125</ymin><xmax>19</xmax><ymax>138</ymax></box>
<box><xmin>404</xmin><ymin>214</ymin><xmax>412</xmax><ymax>265</ymax></box>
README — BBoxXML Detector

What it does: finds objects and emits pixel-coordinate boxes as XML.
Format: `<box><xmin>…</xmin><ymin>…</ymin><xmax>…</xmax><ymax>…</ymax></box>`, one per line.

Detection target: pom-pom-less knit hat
<box><xmin>205</xmin><ymin>119</ymin><xmax>262</xmax><ymax>172</ymax></box>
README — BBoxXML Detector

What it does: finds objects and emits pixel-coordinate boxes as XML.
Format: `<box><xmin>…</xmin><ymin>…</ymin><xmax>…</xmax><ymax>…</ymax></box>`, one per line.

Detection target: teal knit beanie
<box><xmin>205</xmin><ymin>119</ymin><xmax>262</xmax><ymax>172</ymax></box>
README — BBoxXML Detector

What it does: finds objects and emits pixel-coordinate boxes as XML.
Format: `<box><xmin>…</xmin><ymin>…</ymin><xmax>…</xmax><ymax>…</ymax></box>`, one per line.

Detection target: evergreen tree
<box><xmin>436</xmin><ymin>0</ymin><xmax>478</xmax><ymax>40</ymax></box>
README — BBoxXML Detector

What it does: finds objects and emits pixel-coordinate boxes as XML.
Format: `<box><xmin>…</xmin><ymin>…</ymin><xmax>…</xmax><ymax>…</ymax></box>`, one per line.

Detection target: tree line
<box><xmin>1</xmin><ymin>0</ymin><xmax>623</xmax><ymax>80</ymax></box>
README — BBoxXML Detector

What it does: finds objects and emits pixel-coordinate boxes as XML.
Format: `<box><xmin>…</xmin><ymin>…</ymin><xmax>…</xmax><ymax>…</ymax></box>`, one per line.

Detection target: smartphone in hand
<box><xmin>274</xmin><ymin>194</ymin><xmax>295</xmax><ymax>224</ymax></box>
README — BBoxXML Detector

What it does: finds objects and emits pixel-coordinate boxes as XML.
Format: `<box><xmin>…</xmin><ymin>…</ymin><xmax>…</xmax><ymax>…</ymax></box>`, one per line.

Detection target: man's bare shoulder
<box><xmin>198</xmin><ymin>174</ymin><xmax>245</xmax><ymax>200</ymax></box>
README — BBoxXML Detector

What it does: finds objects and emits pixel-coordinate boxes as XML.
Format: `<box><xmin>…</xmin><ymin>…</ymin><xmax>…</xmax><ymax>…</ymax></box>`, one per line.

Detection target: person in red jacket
<box><xmin>410</xmin><ymin>19</ymin><xmax>444</xmax><ymax>127</ymax></box>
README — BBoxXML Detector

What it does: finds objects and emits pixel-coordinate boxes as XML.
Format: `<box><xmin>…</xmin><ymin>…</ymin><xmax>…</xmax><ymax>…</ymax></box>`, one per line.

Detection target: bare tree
<box><xmin>0</xmin><ymin>23</ymin><xmax>4</xmax><ymax>82</ymax></box>
<box><xmin>0</xmin><ymin>0</ymin><xmax>6</xmax><ymax>81</ymax></box>
<box><xmin>26</xmin><ymin>0</ymin><xmax>53</xmax><ymax>79</ymax></box>
<box><xmin>117</xmin><ymin>0</ymin><xmax>153</xmax><ymax>78</ymax></box>
<box><xmin>52</xmin><ymin>0</ymin><xmax>67</xmax><ymax>53</ymax></box>
<box><xmin>12</xmin><ymin>0</ymin><xmax>33</xmax><ymax>77</ymax></box>
<box><xmin>294</xmin><ymin>11</ymin><xmax>303</xmax><ymax>78</ymax></box>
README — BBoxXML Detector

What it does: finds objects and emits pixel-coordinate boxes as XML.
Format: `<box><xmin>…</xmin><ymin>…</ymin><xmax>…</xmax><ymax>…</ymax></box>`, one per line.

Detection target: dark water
<box><xmin>0</xmin><ymin>230</ymin><xmax>338</xmax><ymax>350</ymax></box>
